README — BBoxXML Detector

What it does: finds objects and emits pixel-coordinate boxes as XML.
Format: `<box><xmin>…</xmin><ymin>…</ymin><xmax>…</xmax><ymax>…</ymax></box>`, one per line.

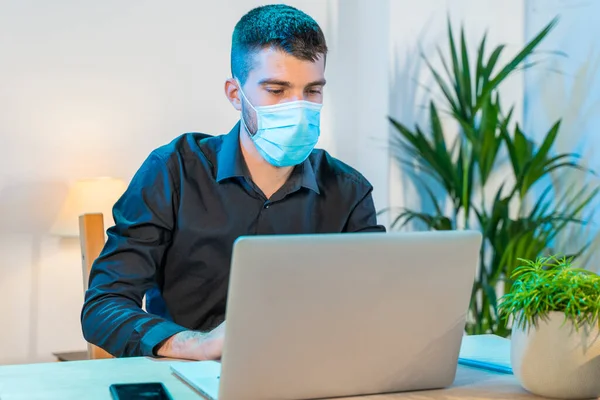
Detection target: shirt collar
<box><xmin>297</xmin><ymin>158</ymin><xmax>320</xmax><ymax>194</ymax></box>
<box><xmin>215</xmin><ymin>122</ymin><xmax>320</xmax><ymax>195</ymax></box>
<box><xmin>215</xmin><ymin>122</ymin><xmax>248</xmax><ymax>182</ymax></box>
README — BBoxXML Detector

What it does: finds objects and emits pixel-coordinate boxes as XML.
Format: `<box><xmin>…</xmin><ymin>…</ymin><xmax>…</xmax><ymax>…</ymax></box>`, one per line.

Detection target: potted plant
<box><xmin>385</xmin><ymin>17</ymin><xmax>599</xmax><ymax>336</ymax></box>
<box><xmin>498</xmin><ymin>256</ymin><xmax>600</xmax><ymax>399</ymax></box>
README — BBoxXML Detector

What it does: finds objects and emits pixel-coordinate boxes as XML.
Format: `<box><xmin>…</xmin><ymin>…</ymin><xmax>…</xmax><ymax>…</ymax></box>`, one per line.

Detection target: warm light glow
<box><xmin>50</xmin><ymin>177</ymin><xmax>127</xmax><ymax>237</ymax></box>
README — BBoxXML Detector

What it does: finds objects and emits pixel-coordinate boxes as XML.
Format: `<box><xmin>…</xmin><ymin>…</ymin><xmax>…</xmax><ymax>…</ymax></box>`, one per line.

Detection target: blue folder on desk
<box><xmin>458</xmin><ymin>334</ymin><xmax>513</xmax><ymax>374</ymax></box>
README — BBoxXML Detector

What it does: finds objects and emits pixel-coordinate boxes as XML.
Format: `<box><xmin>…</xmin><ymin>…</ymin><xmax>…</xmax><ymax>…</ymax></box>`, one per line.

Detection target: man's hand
<box><xmin>156</xmin><ymin>321</ymin><xmax>225</xmax><ymax>360</ymax></box>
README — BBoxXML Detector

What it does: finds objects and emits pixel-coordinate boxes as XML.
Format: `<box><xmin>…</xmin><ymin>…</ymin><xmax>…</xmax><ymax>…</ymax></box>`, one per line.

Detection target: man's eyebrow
<box><xmin>257</xmin><ymin>79</ymin><xmax>327</xmax><ymax>88</ymax></box>
<box><xmin>258</xmin><ymin>79</ymin><xmax>292</xmax><ymax>87</ymax></box>
<box><xmin>305</xmin><ymin>79</ymin><xmax>327</xmax><ymax>87</ymax></box>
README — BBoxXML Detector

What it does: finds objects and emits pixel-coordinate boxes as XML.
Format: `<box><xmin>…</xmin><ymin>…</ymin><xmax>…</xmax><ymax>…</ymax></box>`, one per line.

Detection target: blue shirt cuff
<box><xmin>140</xmin><ymin>320</ymin><xmax>187</xmax><ymax>356</ymax></box>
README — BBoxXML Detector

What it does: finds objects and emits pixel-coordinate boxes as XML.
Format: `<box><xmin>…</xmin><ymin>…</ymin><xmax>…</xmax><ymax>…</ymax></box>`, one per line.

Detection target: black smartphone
<box><xmin>109</xmin><ymin>382</ymin><xmax>173</xmax><ymax>400</ymax></box>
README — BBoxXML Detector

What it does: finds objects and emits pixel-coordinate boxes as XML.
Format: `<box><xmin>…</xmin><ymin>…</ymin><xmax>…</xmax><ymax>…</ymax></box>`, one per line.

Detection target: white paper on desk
<box><xmin>458</xmin><ymin>334</ymin><xmax>512</xmax><ymax>374</ymax></box>
<box><xmin>171</xmin><ymin>361</ymin><xmax>222</xmax><ymax>399</ymax></box>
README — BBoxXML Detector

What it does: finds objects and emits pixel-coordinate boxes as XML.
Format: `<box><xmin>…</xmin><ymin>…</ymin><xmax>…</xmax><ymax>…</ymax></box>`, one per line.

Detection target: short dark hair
<box><xmin>231</xmin><ymin>4</ymin><xmax>328</xmax><ymax>84</ymax></box>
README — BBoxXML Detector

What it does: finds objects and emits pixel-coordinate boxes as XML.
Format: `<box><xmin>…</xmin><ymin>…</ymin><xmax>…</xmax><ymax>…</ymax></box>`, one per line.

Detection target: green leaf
<box><xmin>391</xmin><ymin>209</ymin><xmax>452</xmax><ymax>231</ymax></box>
<box><xmin>492</xmin><ymin>17</ymin><xmax>558</xmax><ymax>86</ymax></box>
<box><xmin>483</xmin><ymin>282</ymin><xmax>499</xmax><ymax>318</ymax></box>
<box><xmin>430</xmin><ymin>102</ymin><xmax>449</xmax><ymax>155</ymax></box>
<box><xmin>476</xmin><ymin>18</ymin><xmax>558</xmax><ymax>111</ymax></box>
<box><xmin>447</xmin><ymin>18</ymin><xmax>468</xmax><ymax>119</ymax></box>
<box><xmin>477</xmin><ymin>95</ymin><xmax>502</xmax><ymax>184</ymax></box>
<box><xmin>460</xmin><ymin>26</ymin><xmax>473</xmax><ymax>117</ymax></box>
<box><xmin>481</xmin><ymin>44</ymin><xmax>505</xmax><ymax>88</ymax></box>
<box><xmin>422</xmin><ymin>53</ymin><xmax>460</xmax><ymax>116</ymax></box>
<box><xmin>499</xmin><ymin>255</ymin><xmax>600</xmax><ymax>330</ymax></box>
<box><xmin>437</xmin><ymin>45</ymin><xmax>454</xmax><ymax>83</ymax></box>
<box><xmin>475</xmin><ymin>32</ymin><xmax>488</xmax><ymax>97</ymax></box>
<box><xmin>530</xmin><ymin>120</ymin><xmax>561</xmax><ymax>172</ymax></box>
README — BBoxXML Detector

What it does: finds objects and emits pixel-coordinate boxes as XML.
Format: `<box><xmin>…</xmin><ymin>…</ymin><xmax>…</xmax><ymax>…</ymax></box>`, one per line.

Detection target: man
<box><xmin>81</xmin><ymin>3</ymin><xmax>385</xmax><ymax>361</ymax></box>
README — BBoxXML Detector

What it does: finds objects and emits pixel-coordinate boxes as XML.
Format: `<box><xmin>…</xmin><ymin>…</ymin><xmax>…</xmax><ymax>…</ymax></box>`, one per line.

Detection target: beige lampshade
<box><xmin>50</xmin><ymin>177</ymin><xmax>127</xmax><ymax>237</ymax></box>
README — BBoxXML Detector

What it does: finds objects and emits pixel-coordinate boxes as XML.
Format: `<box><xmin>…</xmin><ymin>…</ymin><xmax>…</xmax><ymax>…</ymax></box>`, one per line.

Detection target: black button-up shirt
<box><xmin>81</xmin><ymin>122</ymin><xmax>385</xmax><ymax>357</ymax></box>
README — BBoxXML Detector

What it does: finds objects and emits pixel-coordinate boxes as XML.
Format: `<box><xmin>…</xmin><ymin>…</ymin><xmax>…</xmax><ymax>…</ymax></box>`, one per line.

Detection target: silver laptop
<box><xmin>171</xmin><ymin>230</ymin><xmax>481</xmax><ymax>400</ymax></box>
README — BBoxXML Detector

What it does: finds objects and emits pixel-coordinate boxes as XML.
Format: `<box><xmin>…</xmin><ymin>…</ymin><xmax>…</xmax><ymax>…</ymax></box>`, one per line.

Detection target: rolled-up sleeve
<box><xmin>344</xmin><ymin>185</ymin><xmax>386</xmax><ymax>233</ymax></box>
<box><xmin>81</xmin><ymin>151</ymin><xmax>186</xmax><ymax>357</ymax></box>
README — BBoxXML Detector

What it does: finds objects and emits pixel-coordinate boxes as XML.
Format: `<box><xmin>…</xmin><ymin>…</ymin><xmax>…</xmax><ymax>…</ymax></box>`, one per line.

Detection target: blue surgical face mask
<box><xmin>237</xmin><ymin>82</ymin><xmax>322</xmax><ymax>167</ymax></box>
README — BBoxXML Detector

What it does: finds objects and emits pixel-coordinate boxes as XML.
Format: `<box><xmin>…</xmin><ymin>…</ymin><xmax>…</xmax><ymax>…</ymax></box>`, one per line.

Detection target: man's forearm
<box><xmin>157</xmin><ymin>330</ymin><xmax>208</xmax><ymax>359</ymax></box>
<box><xmin>157</xmin><ymin>322</ymin><xmax>225</xmax><ymax>360</ymax></box>
<box><xmin>81</xmin><ymin>290</ymin><xmax>187</xmax><ymax>357</ymax></box>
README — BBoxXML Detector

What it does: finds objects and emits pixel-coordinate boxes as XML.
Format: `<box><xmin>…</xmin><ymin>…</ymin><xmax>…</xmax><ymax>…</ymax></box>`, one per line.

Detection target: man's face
<box><xmin>227</xmin><ymin>47</ymin><xmax>326</xmax><ymax>135</ymax></box>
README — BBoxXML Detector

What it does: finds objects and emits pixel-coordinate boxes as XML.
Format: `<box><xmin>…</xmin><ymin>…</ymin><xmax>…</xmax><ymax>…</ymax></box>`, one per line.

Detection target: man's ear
<box><xmin>224</xmin><ymin>78</ymin><xmax>242</xmax><ymax>111</ymax></box>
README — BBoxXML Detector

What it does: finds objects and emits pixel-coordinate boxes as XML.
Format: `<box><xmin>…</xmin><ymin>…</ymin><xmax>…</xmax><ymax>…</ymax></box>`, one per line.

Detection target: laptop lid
<box><xmin>214</xmin><ymin>230</ymin><xmax>481</xmax><ymax>400</ymax></box>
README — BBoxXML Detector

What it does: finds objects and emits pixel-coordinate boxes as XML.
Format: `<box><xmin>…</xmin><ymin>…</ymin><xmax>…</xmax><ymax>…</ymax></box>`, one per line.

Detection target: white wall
<box><xmin>524</xmin><ymin>0</ymin><xmax>600</xmax><ymax>270</ymax></box>
<box><xmin>324</xmin><ymin>0</ymin><xmax>391</xmax><ymax>220</ymax></box>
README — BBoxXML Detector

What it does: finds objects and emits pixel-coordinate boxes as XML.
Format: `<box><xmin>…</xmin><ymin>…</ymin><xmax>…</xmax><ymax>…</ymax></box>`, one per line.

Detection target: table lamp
<box><xmin>50</xmin><ymin>177</ymin><xmax>127</xmax><ymax>237</ymax></box>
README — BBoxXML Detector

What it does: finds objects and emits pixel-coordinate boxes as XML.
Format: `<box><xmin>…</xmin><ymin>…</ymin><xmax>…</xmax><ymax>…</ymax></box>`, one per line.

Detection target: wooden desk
<box><xmin>0</xmin><ymin>357</ymin><xmax>550</xmax><ymax>400</ymax></box>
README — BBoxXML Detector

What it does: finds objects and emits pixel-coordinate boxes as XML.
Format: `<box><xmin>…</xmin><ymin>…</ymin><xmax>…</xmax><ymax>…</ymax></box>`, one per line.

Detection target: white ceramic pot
<box><xmin>511</xmin><ymin>311</ymin><xmax>600</xmax><ymax>399</ymax></box>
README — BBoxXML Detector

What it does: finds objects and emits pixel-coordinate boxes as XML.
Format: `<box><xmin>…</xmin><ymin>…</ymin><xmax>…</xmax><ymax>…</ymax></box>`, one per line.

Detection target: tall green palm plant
<box><xmin>388</xmin><ymin>18</ymin><xmax>599</xmax><ymax>336</ymax></box>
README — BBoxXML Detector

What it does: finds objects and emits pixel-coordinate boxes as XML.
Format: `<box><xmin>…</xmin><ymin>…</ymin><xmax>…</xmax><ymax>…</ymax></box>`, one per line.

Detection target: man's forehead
<box><xmin>247</xmin><ymin>47</ymin><xmax>325</xmax><ymax>84</ymax></box>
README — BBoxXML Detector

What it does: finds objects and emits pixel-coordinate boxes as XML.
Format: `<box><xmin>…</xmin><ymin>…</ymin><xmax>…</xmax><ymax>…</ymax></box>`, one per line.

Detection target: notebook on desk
<box><xmin>172</xmin><ymin>361</ymin><xmax>221</xmax><ymax>399</ymax></box>
<box><xmin>458</xmin><ymin>334</ymin><xmax>512</xmax><ymax>374</ymax></box>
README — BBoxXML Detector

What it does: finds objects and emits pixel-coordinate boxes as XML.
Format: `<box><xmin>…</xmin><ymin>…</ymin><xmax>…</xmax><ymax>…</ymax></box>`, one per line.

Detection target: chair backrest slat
<box><xmin>78</xmin><ymin>213</ymin><xmax>113</xmax><ymax>360</ymax></box>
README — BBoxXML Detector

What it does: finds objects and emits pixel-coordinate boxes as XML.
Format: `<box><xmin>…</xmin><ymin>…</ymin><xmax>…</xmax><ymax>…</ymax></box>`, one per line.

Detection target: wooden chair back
<box><xmin>79</xmin><ymin>213</ymin><xmax>113</xmax><ymax>360</ymax></box>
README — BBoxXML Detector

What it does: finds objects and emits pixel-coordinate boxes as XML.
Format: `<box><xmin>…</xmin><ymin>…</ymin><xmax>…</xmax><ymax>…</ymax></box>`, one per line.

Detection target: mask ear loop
<box><xmin>235</xmin><ymin>79</ymin><xmax>257</xmax><ymax>137</ymax></box>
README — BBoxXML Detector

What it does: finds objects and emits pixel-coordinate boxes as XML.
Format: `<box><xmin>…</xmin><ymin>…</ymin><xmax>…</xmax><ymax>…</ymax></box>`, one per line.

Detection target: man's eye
<box><xmin>309</xmin><ymin>89</ymin><xmax>322</xmax><ymax>94</ymax></box>
<box><xmin>267</xmin><ymin>89</ymin><xmax>284</xmax><ymax>94</ymax></box>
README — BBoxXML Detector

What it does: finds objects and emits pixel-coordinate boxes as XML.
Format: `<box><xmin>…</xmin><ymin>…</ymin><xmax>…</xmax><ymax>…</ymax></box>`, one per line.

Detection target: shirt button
<box><xmin>264</xmin><ymin>204</ymin><xmax>270</xmax><ymax>209</ymax></box>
